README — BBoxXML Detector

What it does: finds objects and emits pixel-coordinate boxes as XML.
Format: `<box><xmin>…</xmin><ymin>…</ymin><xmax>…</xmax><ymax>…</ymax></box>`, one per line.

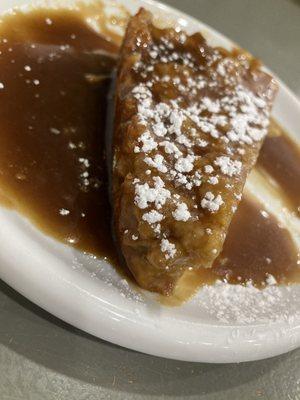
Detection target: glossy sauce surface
<box><xmin>0</xmin><ymin>8</ymin><xmax>118</xmax><ymax>259</ymax></box>
<box><xmin>258</xmin><ymin>120</ymin><xmax>300</xmax><ymax>215</ymax></box>
<box><xmin>0</xmin><ymin>8</ymin><xmax>299</xmax><ymax>293</ymax></box>
<box><xmin>212</xmin><ymin>197</ymin><xmax>299</xmax><ymax>285</ymax></box>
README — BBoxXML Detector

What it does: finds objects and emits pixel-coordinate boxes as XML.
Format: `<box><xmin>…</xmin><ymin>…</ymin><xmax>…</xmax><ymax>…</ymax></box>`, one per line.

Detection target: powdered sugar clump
<box><xmin>214</xmin><ymin>156</ymin><xmax>242</xmax><ymax>177</ymax></box>
<box><xmin>172</xmin><ymin>202</ymin><xmax>191</xmax><ymax>222</ymax></box>
<box><xmin>201</xmin><ymin>192</ymin><xmax>224</xmax><ymax>212</ymax></box>
<box><xmin>59</xmin><ymin>208</ymin><xmax>70</xmax><ymax>216</ymax></box>
<box><xmin>175</xmin><ymin>155</ymin><xmax>195</xmax><ymax>173</ymax></box>
<box><xmin>142</xmin><ymin>210</ymin><xmax>164</xmax><ymax>224</ymax></box>
<box><xmin>160</xmin><ymin>238</ymin><xmax>177</xmax><ymax>259</ymax></box>
<box><xmin>134</xmin><ymin>176</ymin><xmax>171</xmax><ymax>210</ymax></box>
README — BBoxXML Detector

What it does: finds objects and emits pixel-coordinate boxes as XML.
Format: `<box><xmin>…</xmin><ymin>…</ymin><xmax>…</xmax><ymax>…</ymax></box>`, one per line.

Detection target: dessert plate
<box><xmin>0</xmin><ymin>0</ymin><xmax>299</xmax><ymax>363</ymax></box>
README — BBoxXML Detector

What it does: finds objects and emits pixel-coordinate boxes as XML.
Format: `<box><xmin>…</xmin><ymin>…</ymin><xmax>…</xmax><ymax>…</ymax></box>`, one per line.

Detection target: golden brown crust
<box><xmin>112</xmin><ymin>8</ymin><xmax>278</xmax><ymax>295</ymax></box>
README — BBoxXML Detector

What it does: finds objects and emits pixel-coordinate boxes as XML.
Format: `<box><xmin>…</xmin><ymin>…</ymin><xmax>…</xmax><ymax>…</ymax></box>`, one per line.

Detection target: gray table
<box><xmin>1</xmin><ymin>0</ymin><xmax>300</xmax><ymax>399</ymax></box>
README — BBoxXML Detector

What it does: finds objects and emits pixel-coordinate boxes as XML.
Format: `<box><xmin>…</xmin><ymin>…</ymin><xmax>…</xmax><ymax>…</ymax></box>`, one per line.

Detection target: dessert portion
<box><xmin>0</xmin><ymin>4</ymin><xmax>298</xmax><ymax>301</ymax></box>
<box><xmin>112</xmin><ymin>8</ymin><xmax>278</xmax><ymax>295</ymax></box>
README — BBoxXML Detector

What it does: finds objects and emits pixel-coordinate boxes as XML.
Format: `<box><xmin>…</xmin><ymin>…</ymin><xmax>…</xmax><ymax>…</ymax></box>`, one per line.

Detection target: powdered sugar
<box><xmin>201</xmin><ymin>192</ymin><xmax>224</xmax><ymax>212</ymax></box>
<box><xmin>144</xmin><ymin>154</ymin><xmax>168</xmax><ymax>173</ymax></box>
<box><xmin>175</xmin><ymin>155</ymin><xmax>195</xmax><ymax>173</ymax></box>
<box><xmin>59</xmin><ymin>208</ymin><xmax>70</xmax><ymax>216</ymax></box>
<box><xmin>194</xmin><ymin>280</ymin><xmax>300</xmax><ymax>324</ymax></box>
<box><xmin>214</xmin><ymin>156</ymin><xmax>242</xmax><ymax>177</ymax></box>
<box><xmin>172</xmin><ymin>202</ymin><xmax>191</xmax><ymax>222</ymax></box>
<box><xmin>160</xmin><ymin>238</ymin><xmax>177</xmax><ymax>259</ymax></box>
<box><xmin>208</xmin><ymin>176</ymin><xmax>219</xmax><ymax>185</ymax></box>
<box><xmin>142</xmin><ymin>210</ymin><xmax>164</xmax><ymax>224</ymax></box>
<box><xmin>134</xmin><ymin>176</ymin><xmax>171</xmax><ymax>210</ymax></box>
<box><xmin>138</xmin><ymin>131</ymin><xmax>158</xmax><ymax>152</ymax></box>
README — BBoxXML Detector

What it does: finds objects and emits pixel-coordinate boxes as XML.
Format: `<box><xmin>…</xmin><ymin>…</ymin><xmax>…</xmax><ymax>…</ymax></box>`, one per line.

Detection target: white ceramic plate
<box><xmin>0</xmin><ymin>0</ymin><xmax>299</xmax><ymax>363</ymax></box>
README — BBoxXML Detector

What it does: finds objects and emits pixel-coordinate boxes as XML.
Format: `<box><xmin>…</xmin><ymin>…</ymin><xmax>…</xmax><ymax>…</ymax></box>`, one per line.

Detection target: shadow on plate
<box><xmin>0</xmin><ymin>279</ymin><xmax>293</xmax><ymax>397</ymax></box>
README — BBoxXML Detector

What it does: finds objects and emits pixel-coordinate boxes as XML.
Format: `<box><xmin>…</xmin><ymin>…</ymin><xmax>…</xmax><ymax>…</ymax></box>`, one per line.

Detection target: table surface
<box><xmin>1</xmin><ymin>0</ymin><xmax>300</xmax><ymax>399</ymax></box>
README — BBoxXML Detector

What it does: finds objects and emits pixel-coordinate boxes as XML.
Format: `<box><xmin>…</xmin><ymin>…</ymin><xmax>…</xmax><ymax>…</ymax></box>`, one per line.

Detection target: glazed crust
<box><xmin>112</xmin><ymin>9</ymin><xmax>277</xmax><ymax>295</ymax></box>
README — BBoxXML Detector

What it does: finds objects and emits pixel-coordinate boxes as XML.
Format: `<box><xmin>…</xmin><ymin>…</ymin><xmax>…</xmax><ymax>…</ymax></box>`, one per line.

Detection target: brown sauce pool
<box><xmin>0</xmin><ymin>7</ymin><xmax>299</xmax><ymax>296</ymax></box>
<box><xmin>163</xmin><ymin>195</ymin><xmax>300</xmax><ymax>305</ymax></box>
<box><xmin>0</xmin><ymin>8</ymin><xmax>119</xmax><ymax>260</ymax></box>
<box><xmin>258</xmin><ymin>119</ymin><xmax>300</xmax><ymax>215</ymax></box>
<box><xmin>212</xmin><ymin>196</ymin><xmax>299</xmax><ymax>285</ymax></box>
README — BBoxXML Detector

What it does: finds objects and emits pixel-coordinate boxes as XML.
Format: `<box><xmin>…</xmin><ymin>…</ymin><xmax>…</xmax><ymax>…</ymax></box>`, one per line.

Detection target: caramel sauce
<box><xmin>258</xmin><ymin>120</ymin><xmax>300</xmax><ymax>215</ymax></box>
<box><xmin>212</xmin><ymin>197</ymin><xmax>299</xmax><ymax>285</ymax></box>
<box><xmin>162</xmin><ymin>197</ymin><xmax>300</xmax><ymax>305</ymax></box>
<box><xmin>0</xmin><ymin>8</ymin><xmax>119</xmax><ymax>259</ymax></box>
<box><xmin>0</xmin><ymin>7</ymin><xmax>298</xmax><ymax>298</ymax></box>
